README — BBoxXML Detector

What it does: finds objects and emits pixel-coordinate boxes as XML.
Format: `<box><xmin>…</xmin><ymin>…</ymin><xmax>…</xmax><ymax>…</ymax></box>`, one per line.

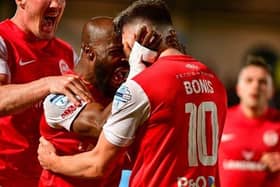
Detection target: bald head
<box><xmin>81</xmin><ymin>16</ymin><xmax>115</xmax><ymax>46</ymax></box>
<box><xmin>76</xmin><ymin>16</ymin><xmax>128</xmax><ymax>98</ymax></box>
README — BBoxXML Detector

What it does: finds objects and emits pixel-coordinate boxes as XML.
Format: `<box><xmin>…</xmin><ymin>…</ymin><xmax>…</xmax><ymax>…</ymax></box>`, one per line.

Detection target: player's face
<box><xmin>94</xmin><ymin>35</ymin><xmax>129</xmax><ymax>98</ymax></box>
<box><xmin>237</xmin><ymin>65</ymin><xmax>273</xmax><ymax>109</ymax></box>
<box><xmin>20</xmin><ymin>0</ymin><xmax>65</xmax><ymax>39</ymax></box>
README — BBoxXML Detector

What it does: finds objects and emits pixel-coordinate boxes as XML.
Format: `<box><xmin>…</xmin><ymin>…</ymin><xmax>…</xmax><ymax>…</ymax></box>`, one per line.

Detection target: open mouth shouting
<box><xmin>41</xmin><ymin>13</ymin><xmax>59</xmax><ymax>35</ymax></box>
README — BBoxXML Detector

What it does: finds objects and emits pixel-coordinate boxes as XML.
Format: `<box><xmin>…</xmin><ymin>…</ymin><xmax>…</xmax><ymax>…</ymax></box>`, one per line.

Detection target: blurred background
<box><xmin>1</xmin><ymin>0</ymin><xmax>280</xmax><ymax>107</ymax></box>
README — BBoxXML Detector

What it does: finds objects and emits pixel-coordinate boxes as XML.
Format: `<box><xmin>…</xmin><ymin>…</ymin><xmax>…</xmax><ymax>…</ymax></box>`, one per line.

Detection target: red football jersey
<box><xmin>40</xmin><ymin>79</ymin><xmax>123</xmax><ymax>187</ymax></box>
<box><xmin>0</xmin><ymin>19</ymin><xmax>76</xmax><ymax>186</ymax></box>
<box><xmin>104</xmin><ymin>55</ymin><xmax>227</xmax><ymax>187</ymax></box>
<box><xmin>219</xmin><ymin>105</ymin><xmax>280</xmax><ymax>187</ymax></box>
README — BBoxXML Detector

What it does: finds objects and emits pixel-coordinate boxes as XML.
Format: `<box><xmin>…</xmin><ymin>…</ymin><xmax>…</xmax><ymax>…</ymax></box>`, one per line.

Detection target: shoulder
<box><xmin>52</xmin><ymin>37</ymin><xmax>74</xmax><ymax>51</ymax></box>
<box><xmin>43</xmin><ymin>94</ymin><xmax>87</xmax><ymax>130</ymax></box>
<box><xmin>266</xmin><ymin>107</ymin><xmax>280</xmax><ymax>121</ymax></box>
<box><xmin>227</xmin><ymin>105</ymin><xmax>240</xmax><ymax>114</ymax></box>
<box><xmin>0</xmin><ymin>19</ymin><xmax>10</xmax><ymax>33</ymax></box>
<box><xmin>112</xmin><ymin>80</ymin><xmax>150</xmax><ymax>113</ymax></box>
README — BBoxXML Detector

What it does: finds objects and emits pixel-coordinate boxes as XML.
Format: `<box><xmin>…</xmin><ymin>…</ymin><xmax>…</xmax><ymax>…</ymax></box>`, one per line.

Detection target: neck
<box><xmin>11</xmin><ymin>10</ymin><xmax>25</xmax><ymax>31</ymax></box>
<box><xmin>240</xmin><ymin>104</ymin><xmax>267</xmax><ymax>118</ymax></box>
<box><xmin>159</xmin><ymin>48</ymin><xmax>184</xmax><ymax>58</ymax></box>
<box><xmin>74</xmin><ymin>62</ymin><xmax>95</xmax><ymax>84</ymax></box>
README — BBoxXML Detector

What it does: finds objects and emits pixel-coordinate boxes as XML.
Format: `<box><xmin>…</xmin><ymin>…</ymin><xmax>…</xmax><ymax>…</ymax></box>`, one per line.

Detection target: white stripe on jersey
<box><xmin>0</xmin><ymin>36</ymin><xmax>11</xmax><ymax>82</ymax></box>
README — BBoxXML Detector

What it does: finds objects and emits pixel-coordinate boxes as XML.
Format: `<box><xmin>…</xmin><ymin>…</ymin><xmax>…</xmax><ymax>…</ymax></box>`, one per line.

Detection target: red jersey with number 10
<box><xmin>130</xmin><ymin>55</ymin><xmax>227</xmax><ymax>186</ymax></box>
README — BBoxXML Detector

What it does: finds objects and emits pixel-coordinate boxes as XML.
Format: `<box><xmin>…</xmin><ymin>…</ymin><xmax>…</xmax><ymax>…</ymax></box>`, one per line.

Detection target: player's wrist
<box><xmin>39</xmin><ymin>76</ymin><xmax>52</xmax><ymax>94</ymax></box>
<box><xmin>127</xmin><ymin>41</ymin><xmax>158</xmax><ymax>79</ymax></box>
<box><xmin>48</xmin><ymin>153</ymin><xmax>61</xmax><ymax>173</ymax></box>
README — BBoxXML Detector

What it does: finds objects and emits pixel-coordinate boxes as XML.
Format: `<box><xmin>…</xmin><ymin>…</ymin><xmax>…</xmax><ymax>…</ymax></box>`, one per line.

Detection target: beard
<box><xmin>94</xmin><ymin>61</ymin><xmax>116</xmax><ymax>98</ymax></box>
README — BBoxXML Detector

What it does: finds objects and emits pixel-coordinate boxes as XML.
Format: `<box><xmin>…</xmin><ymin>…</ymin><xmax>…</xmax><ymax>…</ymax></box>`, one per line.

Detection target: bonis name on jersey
<box><xmin>184</xmin><ymin>79</ymin><xmax>214</xmax><ymax>95</ymax></box>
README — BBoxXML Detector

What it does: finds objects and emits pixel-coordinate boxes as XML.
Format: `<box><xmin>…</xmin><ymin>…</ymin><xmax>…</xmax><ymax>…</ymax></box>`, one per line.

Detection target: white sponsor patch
<box><xmin>113</xmin><ymin>85</ymin><xmax>132</xmax><ymax>111</ymax></box>
<box><xmin>50</xmin><ymin>94</ymin><xmax>69</xmax><ymax>107</ymax></box>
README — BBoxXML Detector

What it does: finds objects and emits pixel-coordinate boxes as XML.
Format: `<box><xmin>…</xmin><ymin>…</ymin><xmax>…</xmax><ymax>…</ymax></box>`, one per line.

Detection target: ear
<box><xmin>16</xmin><ymin>0</ymin><xmax>26</xmax><ymax>9</ymax></box>
<box><xmin>236</xmin><ymin>84</ymin><xmax>241</xmax><ymax>98</ymax></box>
<box><xmin>268</xmin><ymin>82</ymin><xmax>275</xmax><ymax>100</ymax></box>
<box><xmin>87</xmin><ymin>49</ymin><xmax>96</xmax><ymax>62</ymax></box>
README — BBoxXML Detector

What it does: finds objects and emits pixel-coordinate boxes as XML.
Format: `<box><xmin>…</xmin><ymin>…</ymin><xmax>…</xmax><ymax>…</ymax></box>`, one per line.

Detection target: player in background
<box><xmin>37</xmin><ymin>0</ymin><xmax>227</xmax><ymax>186</ymax></box>
<box><xmin>218</xmin><ymin>56</ymin><xmax>280</xmax><ymax>187</ymax></box>
<box><xmin>39</xmin><ymin>16</ymin><xmax>161</xmax><ymax>187</ymax></box>
<box><xmin>0</xmin><ymin>0</ymin><xmax>92</xmax><ymax>186</ymax></box>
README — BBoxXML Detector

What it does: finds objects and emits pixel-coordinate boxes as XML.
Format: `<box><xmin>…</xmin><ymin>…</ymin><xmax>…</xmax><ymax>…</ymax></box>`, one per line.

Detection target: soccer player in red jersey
<box><xmin>39</xmin><ymin>16</ymin><xmax>161</xmax><ymax>187</ymax></box>
<box><xmin>37</xmin><ymin>1</ymin><xmax>227</xmax><ymax>186</ymax></box>
<box><xmin>218</xmin><ymin>57</ymin><xmax>280</xmax><ymax>187</ymax></box>
<box><xmin>39</xmin><ymin>16</ymin><xmax>130</xmax><ymax>187</ymax></box>
<box><xmin>0</xmin><ymin>0</ymin><xmax>92</xmax><ymax>186</ymax></box>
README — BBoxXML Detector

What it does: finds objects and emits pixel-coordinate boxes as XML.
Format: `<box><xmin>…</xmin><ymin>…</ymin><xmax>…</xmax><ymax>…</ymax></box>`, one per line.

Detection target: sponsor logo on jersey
<box><xmin>223</xmin><ymin>159</ymin><xmax>266</xmax><ymax>171</ymax></box>
<box><xmin>177</xmin><ymin>176</ymin><xmax>216</xmax><ymax>187</ymax></box>
<box><xmin>59</xmin><ymin>59</ymin><xmax>70</xmax><ymax>74</ymax></box>
<box><xmin>50</xmin><ymin>94</ymin><xmax>69</xmax><ymax>107</ymax></box>
<box><xmin>185</xmin><ymin>63</ymin><xmax>199</xmax><ymax>70</ymax></box>
<box><xmin>263</xmin><ymin>130</ymin><xmax>279</xmax><ymax>147</ymax></box>
<box><xmin>19</xmin><ymin>59</ymin><xmax>35</xmax><ymax>66</ymax></box>
<box><xmin>221</xmin><ymin>133</ymin><xmax>235</xmax><ymax>142</ymax></box>
<box><xmin>113</xmin><ymin>85</ymin><xmax>132</xmax><ymax>111</ymax></box>
<box><xmin>61</xmin><ymin>104</ymin><xmax>77</xmax><ymax>119</ymax></box>
<box><xmin>242</xmin><ymin>150</ymin><xmax>254</xmax><ymax>160</ymax></box>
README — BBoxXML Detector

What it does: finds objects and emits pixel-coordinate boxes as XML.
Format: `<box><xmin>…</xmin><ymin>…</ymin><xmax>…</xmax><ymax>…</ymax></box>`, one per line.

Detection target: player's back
<box><xmin>130</xmin><ymin>55</ymin><xmax>227</xmax><ymax>187</ymax></box>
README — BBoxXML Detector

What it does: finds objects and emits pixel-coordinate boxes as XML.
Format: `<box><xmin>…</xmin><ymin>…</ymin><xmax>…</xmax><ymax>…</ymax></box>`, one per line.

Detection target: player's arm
<box><xmin>71</xmin><ymin>103</ymin><xmax>112</xmax><ymax>137</ymax></box>
<box><xmin>38</xmin><ymin>80</ymin><xmax>150</xmax><ymax>178</ymax></box>
<box><xmin>43</xmin><ymin>94</ymin><xmax>110</xmax><ymax>138</ymax></box>
<box><xmin>0</xmin><ymin>37</ymin><xmax>92</xmax><ymax>116</ymax></box>
<box><xmin>38</xmin><ymin>132</ymin><xmax>126</xmax><ymax>178</ymax></box>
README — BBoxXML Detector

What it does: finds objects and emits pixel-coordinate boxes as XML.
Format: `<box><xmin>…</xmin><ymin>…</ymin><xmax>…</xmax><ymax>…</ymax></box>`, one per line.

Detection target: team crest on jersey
<box><xmin>113</xmin><ymin>85</ymin><xmax>132</xmax><ymax>111</ymax></box>
<box><xmin>263</xmin><ymin>130</ymin><xmax>279</xmax><ymax>147</ymax></box>
<box><xmin>59</xmin><ymin>60</ymin><xmax>70</xmax><ymax>74</ymax></box>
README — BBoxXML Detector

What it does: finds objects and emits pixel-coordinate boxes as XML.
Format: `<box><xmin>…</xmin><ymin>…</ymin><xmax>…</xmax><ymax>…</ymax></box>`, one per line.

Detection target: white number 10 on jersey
<box><xmin>186</xmin><ymin>101</ymin><xmax>219</xmax><ymax>167</ymax></box>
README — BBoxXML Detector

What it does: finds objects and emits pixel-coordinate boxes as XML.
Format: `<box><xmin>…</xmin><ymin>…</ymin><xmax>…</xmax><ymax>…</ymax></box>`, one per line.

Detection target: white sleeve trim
<box><xmin>103</xmin><ymin>80</ymin><xmax>150</xmax><ymax>147</ymax></box>
<box><xmin>43</xmin><ymin>94</ymin><xmax>87</xmax><ymax>131</ymax></box>
<box><xmin>0</xmin><ymin>36</ymin><xmax>10</xmax><ymax>80</ymax></box>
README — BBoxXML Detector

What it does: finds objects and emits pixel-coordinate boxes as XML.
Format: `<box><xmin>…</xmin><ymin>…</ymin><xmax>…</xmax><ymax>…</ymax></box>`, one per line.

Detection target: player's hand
<box><xmin>44</xmin><ymin>74</ymin><xmax>93</xmax><ymax>106</ymax></box>
<box><xmin>260</xmin><ymin>152</ymin><xmax>280</xmax><ymax>172</ymax></box>
<box><xmin>126</xmin><ymin>26</ymin><xmax>162</xmax><ymax>79</ymax></box>
<box><xmin>37</xmin><ymin>136</ymin><xmax>57</xmax><ymax>170</ymax></box>
<box><xmin>135</xmin><ymin>26</ymin><xmax>162</xmax><ymax>52</ymax></box>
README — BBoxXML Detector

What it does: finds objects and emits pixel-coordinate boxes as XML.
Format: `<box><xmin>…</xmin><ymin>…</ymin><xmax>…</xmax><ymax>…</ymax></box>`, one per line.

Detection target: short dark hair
<box><xmin>242</xmin><ymin>55</ymin><xmax>273</xmax><ymax>76</ymax></box>
<box><xmin>114</xmin><ymin>0</ymin><xmax>172</xmax><ymax>35</ymax></box>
